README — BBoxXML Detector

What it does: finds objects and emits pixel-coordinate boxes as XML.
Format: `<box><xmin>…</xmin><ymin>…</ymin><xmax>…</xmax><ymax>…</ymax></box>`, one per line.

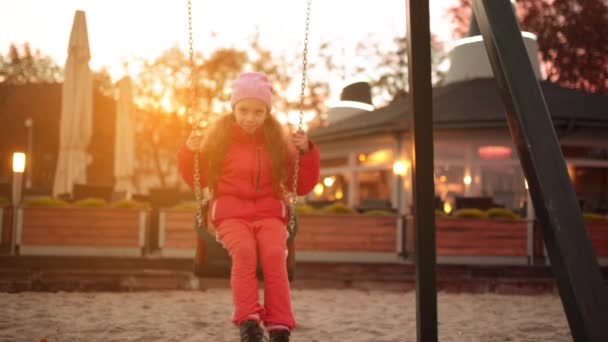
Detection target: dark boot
<box><xmin>269</xmin><ymin>329</ymin><xmax>290</xmax><ymax>342</ymax></box>
<box><xmin>239</xmin><ymin>320</ymin><xmax>264</xmax><ymax>342</ymax></box>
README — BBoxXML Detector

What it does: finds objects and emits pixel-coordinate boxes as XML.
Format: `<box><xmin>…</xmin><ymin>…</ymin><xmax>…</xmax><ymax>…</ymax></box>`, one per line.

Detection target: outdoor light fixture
<box><xmin>393</xmin><ymin>161</ymin><xmax>408</xmax><ymax>176</ymax></box>
<box><xmin>12</xmin><ymin>152</ymin><xmax>26</xmax><ymax>208</ymax></box>
<box><xmin>12</xmin><ymin>152</ymin><xmax>25</xmax><ymax>173</ymax></box>
<box><xmin>463</xmin><ymin>175</ymin><xmax>472</xmax><ymax>185</ymax></box>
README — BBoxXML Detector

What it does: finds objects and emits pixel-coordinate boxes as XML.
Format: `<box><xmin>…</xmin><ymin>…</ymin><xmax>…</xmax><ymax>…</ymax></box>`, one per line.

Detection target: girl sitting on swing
<box><xmin>177</xmin><ymin>72</ymin><xmax>320</xmax><ymax>342</ymax></box>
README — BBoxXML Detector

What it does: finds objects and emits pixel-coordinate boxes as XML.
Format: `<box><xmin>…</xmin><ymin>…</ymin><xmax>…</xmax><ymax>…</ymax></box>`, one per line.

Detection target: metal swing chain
<box><xmin>288</xmin><ymin>0</ymin><xmax>312</xmax><ymax>234</ymax></box>
<box><xmin>187</xmin><ymin>0</ymin><xmax>311</xmax><ymax>234</ymax></box>
<box><xmin>187</xmin><ymin>0</ymin><xmax>204</xmax><ymax>230</ymax></box>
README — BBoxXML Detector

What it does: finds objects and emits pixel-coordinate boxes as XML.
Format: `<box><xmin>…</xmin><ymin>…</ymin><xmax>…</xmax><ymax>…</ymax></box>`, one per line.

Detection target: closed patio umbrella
<box><xmin>114</xmin><ymin>76</ymin><xmax>135</xmax><ymax>195</ymax></box>
<box><xmin>53</xmin><ymin>10</ymin><xmax>92</xmax><ymax>196</ymax></box>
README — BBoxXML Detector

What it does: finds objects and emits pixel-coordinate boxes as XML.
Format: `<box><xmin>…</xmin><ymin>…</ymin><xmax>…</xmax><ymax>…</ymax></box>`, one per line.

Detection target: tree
<box><xmin>349</xmin><ymin>35</ymin><xmax>447</xmax><ymax>106</ymax></box>
<box><xmin>447</xmin><ymin>0</ymin><xmax>608</xmax><ymax>94</ymax></box>
<box><xmin>130</xmin><ymin>36</ymin><xmax>333</xmax><ymax>189</ymax></box>
<box><xmin>0</xmin><ymin>43</ymin><xmax>62</xmax><ymax>84</ymax></box>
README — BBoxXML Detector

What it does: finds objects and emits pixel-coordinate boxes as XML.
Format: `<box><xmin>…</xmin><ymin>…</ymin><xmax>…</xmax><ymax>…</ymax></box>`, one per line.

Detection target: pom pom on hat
<box><xmin>230</xmin><ymin>72</ymin><xmax>272</xmax><ymax>110</ymax></box>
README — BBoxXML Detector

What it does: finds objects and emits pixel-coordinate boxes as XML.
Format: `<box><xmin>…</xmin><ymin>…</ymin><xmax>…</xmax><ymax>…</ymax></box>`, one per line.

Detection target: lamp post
<box><xmin>11</xmin><ymin>152</ymin><xmax>25</xmax><ymax>256</ymax></box>
<box><xmin>24</xmin><ymin>118</ymin><xmax>33</xmax><ymax>189</ymax></box>
<box><xmin>12</xmin><ymin>152</ymin><xmax>26</xmax><ymax>205</ymax></box>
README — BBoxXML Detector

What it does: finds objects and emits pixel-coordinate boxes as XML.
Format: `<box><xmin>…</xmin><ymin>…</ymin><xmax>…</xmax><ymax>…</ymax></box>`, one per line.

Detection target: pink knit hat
<box><xmin>230</xmin><ymin>72</ymin><xmax>272</xmax><ymax>110</ymax></box>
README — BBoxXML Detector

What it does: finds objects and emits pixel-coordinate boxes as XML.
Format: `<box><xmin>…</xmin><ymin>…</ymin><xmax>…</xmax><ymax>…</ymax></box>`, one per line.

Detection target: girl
<box><xmin>177</xmin><ymin>72</ymin><xmax>320</xmax><ymax>342</ymax></box>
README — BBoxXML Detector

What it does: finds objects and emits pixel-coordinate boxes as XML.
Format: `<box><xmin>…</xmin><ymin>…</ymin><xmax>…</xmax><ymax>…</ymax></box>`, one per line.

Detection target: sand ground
<box><xmin>0</xmin><ymin>288</ymin><xmax>571</xmax><ymax>342</ymax></box>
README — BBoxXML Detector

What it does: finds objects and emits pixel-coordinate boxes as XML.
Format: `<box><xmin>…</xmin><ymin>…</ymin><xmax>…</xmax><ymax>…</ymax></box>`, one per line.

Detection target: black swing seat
<box><xmin>193</xmin><ymin>213</ymin><xmax>298</xmax><ymax>282</ymax></box>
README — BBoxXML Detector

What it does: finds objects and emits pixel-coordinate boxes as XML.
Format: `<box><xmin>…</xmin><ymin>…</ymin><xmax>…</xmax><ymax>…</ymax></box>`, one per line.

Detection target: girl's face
<box><xmin>234</xmin><ymin>98</ymin><xmax>268</xmax><ymax>134</ymax></box>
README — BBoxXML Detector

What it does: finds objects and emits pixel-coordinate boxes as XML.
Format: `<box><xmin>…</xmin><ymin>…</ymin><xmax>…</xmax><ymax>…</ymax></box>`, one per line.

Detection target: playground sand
<box><xmin>0</xmin><ymin>288</ymin><xmax>570</xmax><ymax>341</ymax></box>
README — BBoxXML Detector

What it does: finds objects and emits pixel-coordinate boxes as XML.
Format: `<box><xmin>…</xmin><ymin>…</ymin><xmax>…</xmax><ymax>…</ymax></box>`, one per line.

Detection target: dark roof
<box><xmin>310</xmin><ymin>78</ymin><xmax>608</xmax><ymax>142</ymax></box>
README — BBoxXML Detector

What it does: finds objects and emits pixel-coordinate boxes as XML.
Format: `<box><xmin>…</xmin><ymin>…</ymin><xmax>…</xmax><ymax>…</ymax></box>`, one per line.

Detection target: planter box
<box><xmin>0</xmin><ymin>206</ymin><xmax>14</xmax><ymax>253</ymax></box>
<box><xmin>158</xmin><ymin>209</ymin><xmax>198</xmax><ymax>258</ymax></box>
<box><xmin>15</xmin><ymin>207</ymin><xmax>148</xmax><ymax>257</ymax></box>
<box><xmin>405</xmin><ymin>217</ymin><xmax>530</xmax><ymax>265</ymax></box>
<box><xmin>533</xmin><ymin>220</ymin><xmax>608</xmax><ymax>265</ymax></box>
<box><xmin>586</xmin><ymin>221</ymin><xmax>608</xmax><ymax>258</ymax></box>
<box><xmin>296</xmin><ymin>214</ymin><xmax>400</xmax><ymax>263</ymax></box>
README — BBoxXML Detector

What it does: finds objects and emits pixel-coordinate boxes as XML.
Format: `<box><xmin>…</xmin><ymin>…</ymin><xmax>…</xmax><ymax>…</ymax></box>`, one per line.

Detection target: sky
<box><xmin>1</xmin><ymin>0</ymin><xmax>458</xmax><ymax>82</ymax></box>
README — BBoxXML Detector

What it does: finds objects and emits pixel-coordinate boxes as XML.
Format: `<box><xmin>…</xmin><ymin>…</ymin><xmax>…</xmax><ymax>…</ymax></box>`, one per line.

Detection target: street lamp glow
<box><xmin>463</xmin><ymin>175</ymin><xmax>472</xmax><ymax>185</ymax></box>
<box><xmin>12</xmin><ymin>152</ymin><xmax>26</xmax><ymax>173</ymax></box>
<box><xmin>323</xmin><ymin>176</ymin><xmax>335</xmax><ymax>187</ymax></box>
<box><xmin>393</xmin><ymin>160</ymin><xmax>408</xmax><ymax>176</ymax></box>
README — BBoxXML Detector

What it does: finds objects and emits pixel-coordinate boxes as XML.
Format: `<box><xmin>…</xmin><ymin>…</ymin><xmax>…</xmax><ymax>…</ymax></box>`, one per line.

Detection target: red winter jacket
<box><xmin>177</xmin><ymin>123</ymin><xmax>320</xmax><ymax>225</ymax></box>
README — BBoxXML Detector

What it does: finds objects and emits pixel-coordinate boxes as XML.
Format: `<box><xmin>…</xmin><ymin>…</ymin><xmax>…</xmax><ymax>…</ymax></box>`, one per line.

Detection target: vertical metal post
<box><xmin>405</xmin><ymin>1</ymin><xmax>438</xmax><ymax>341</ymax></box>
<box><xmin>473</xmin><ymin>1</ymin><xmax>608</xmax><ymax>340</ymax></box>
<box><xmin>25</xmin><ymin>118</ymin><xmax>33</xmax><ymax>189</ymax></box>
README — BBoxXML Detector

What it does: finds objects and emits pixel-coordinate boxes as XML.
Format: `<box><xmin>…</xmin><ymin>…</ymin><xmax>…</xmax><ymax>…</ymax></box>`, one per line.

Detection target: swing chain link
<box><xmin>187</xmin><ymin>0</ymin><xmax>204</xmax><ymax>230</ymax></box>
<box><xmin>187</xmin><ymin>0</ymin><xmax>310</xmax><ymax>235</ymax></box>
<box><xmin>289</xmin><ymin>0</ymin><xmax>312</xmax><ymax>234</ymax></box>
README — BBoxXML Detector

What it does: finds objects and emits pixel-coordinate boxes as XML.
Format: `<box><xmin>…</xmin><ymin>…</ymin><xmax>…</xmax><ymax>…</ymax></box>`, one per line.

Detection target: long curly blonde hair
<box><xmin>200</xmin><ymin>113</ymin><xmax>290</xmax><ymax>197</ymax></box>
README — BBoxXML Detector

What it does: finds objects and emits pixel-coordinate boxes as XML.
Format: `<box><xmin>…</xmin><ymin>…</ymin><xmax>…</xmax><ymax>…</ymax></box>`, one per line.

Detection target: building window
<box><xmin>320</xmin><ymin>157</ymin><xmax>348</xmax><ymax>168</ymax></box>
<box><xmin>434</xmin><ymin>165</ymin><xmax>465</xmax><ymax>213</ymax></box>
<box><xmin>570</xmin><ymin>166</ymin><xmax>608</xmax><ymax>213</ymax></box>
<box><xmin>356</xmin><ymin>149</ymin><xmax>394</xmax><ymax>167</ymax></box>
<box><xmin>310</xmin><ymin>173</ymin><xmax>349</xmax><ymax>204</ymax></box>
<box><xmin>357</xmin><ymin>169</ymin><xmax>392</xmax><ymax>206</ymax></box>
<box><xmin>480</xmin><ymin>164</ymin><xmax>525</xmax><ymax>210</ymax></box>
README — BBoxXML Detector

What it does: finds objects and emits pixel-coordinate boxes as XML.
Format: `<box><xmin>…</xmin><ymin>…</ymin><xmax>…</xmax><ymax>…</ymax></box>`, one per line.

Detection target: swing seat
<box><xmin>192</xmin><ymin>211</ymin><xmax>297</xmax><ymax>281</ymax></box>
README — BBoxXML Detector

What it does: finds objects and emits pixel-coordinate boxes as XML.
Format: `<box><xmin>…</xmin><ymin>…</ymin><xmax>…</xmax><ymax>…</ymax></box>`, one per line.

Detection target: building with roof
<box><xmin>309</xmin><ymin>25</ymin><xmax>608</xmax><ymax>216</ymax></box>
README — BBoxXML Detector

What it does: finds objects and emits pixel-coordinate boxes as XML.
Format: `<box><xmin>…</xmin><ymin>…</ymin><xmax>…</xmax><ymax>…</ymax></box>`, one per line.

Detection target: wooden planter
<box><xmin>585</xmin><ymin>221</ymin><xmax>608</xmax><ymax>258</ymax></box>
<box><xmin>532</xmin><ymin>220</ymin><xmax>608</xmax><ymax>265</ymax></box>
<box><xmin>405</xmin><ymin>217</ymin><xmax>530</xmax><ymax>265</ymax></box>
<box><xmin>296</xmin><ymin>214</ymin><xmax>400</xmax><ymax>263</ymax></box>
<box><xmin>0</xmin><ymin>206</ymin><xmax>14</xmax><ymax>252</ymax></box>
<box><xmin>15</xmin><ymin>207</ymin><xmax>148</xmax><ymax>257</ymax></box>
<box><xmin>157</xmin><ymin>209</ymin><xmax>197</xmax><ymax>258</ymax></box>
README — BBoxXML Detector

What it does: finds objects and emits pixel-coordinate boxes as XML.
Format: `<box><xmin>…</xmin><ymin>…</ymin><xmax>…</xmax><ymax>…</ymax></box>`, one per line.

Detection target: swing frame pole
<box><xmin>472</xmin><ymin>1</ymin><xmax>608</xmax><ymax>340</ymax></box>
<box><xmin>405</xmin><ymin>1</ymin><xmax>438</xmax><ymax>341</ymax></box>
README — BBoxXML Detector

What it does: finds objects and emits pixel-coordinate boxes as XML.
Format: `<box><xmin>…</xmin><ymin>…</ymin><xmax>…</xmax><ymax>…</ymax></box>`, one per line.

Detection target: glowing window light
<box><xmin>323</xmin><ymin>177</ymin><xmax>335</xmax><ymax>187</ymax></box>
<box><xmin>313</xmin><ymin>183</ymin><xmax>324</xmax><ymax>196</ymax></box>
<box><xmin>443</xmin><ymin>202</ymin><xmax>453</xmax><ymax>214</ymax></box>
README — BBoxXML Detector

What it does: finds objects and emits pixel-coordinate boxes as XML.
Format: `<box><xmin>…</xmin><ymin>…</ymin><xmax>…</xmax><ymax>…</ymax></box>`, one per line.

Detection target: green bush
<box><xmin>109</xmin><ymin>199</ymin><xmax>149</xmax><ymax>209</ymax></box>
<box><xmin>72</xmin><ymin>198</ymin><xmax>107</xmax><ymax>208</ymax></box>
<box><xmin>295</xmin><ymin>204</ymin><xmax>316</xmax><ymax>215</ymax></box>
<box><xmin>320</xmin><ymin>203</ymin><xmax>357</xmax><ymax>215</ymax></box>
<box><xmin>486</xmin><ymin>207</ymin><xmax>521</xmax><ymax>220</ymax></box>
<box><xmin>363</xmin><ymin>210</ymin><xmax>394</xmax><ymax>216</ymax></box>
<box><xmin>453</xmin><ymin>208</ymin><xmax>487</xmax><ymax>219</ymax></box>
<box><xmin>0</xmin><ymin>197</ymin><xmax>9</xmax><ymax>207</ymax></box>
<box><xmin>172</xmin><ymin>201</ymin><xmax>198</xmax><ymax>210</ymax></box>
<box><xmin>23</xmin><ymin>197</ymin><xmax>70</xmax><ymax>208</ymax></box>
<box><xmin>583</xmin><ymin>213</ymin><xmax>607</xmax><ymax>221</ymax></box>
<box><xmin>435</xmin><ymin>210</ymin><xmax>448</xmax><ymax>218</ymax></box>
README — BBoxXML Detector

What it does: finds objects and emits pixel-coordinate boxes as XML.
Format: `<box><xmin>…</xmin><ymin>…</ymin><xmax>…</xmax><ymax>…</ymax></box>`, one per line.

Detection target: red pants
<box><xmin>215</xmin><ymin>218</ymin><xmax>296</xmax><ymax>331</ymax></box>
